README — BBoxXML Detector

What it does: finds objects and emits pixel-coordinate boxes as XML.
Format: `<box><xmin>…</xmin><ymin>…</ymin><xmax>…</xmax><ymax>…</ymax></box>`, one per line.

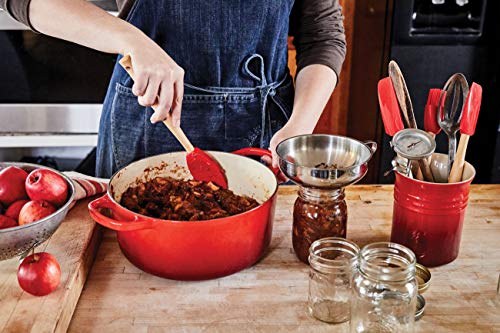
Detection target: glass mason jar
<box><xmin>350</xmin><ymin>242</ymin><xmax>418</xmax><ymax>333</ymax></box>
<box><xmin>308</xmin><ymin>237</ymin><xmax>360</xmax><ymax>323</ymax></box>
<box><xmin>293</xmin><ymin>187</ymin><xmax>347</xmax><ymax>263</ymax></box>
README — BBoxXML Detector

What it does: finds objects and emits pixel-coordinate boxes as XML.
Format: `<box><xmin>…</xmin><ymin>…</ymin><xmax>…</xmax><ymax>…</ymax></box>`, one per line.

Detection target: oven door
<box><xmin>0</xmin><ymin>2</ymin><xmax>118</xmax><ymax>172</ymax></box>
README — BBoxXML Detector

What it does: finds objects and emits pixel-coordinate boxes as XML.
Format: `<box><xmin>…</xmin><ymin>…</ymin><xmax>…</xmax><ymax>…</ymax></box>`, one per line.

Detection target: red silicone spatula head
<box><xmin>460</xmin><ymin>83</ymin><xmax>482</xmax><ymax>135</ymax></box>
<box><xmin>378</xmin><ymin>77</ymin><xmax>404</xmax><ymax>136</ymax></box>
<box><xmin>424</xmin><ymin>89</ymin><xmax>445</xmax><ymax>135</ymax></box>
<box><xmin>186</xmin><ymin>148</ymin><xmax>228</xmax><ymax>188</ymax></box>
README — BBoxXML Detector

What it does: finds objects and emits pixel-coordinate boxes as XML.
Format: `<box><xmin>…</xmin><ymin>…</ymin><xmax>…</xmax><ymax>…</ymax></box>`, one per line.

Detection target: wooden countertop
<box><xmin>0</xmin><ymin>198</ymin><xmax>102</xmax><ymax>333</ymax></box>
<box><xmin>69</xmin><ymin>185</ymin><xmax>500</xmax><ymax>332</ymax></box>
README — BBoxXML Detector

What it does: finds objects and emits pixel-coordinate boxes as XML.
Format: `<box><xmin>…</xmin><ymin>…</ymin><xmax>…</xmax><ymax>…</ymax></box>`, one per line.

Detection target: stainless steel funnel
<box><xmin>276</xmin><ymin>135</ymin><xmax>377</xmax><ymax>189</ymax></box>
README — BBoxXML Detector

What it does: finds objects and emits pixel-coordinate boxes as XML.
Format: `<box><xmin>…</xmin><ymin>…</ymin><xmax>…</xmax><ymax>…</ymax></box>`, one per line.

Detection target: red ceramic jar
<box><xmin>391</xmin><ymin>154</ymin><xmax>476</xmax><ymax>267</ymax></box>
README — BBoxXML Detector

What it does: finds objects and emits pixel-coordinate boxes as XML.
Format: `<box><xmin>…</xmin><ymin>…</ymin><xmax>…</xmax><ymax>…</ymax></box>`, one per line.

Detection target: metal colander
<box><xmin>0</xmin><ymin>162</ymin><xmax>75</xmax><ymax>260</ymax></box>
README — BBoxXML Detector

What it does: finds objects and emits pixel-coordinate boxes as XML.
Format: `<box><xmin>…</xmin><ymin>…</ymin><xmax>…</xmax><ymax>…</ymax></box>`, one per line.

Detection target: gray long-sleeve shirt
<box><xmin>1</xmin><ymin>0</ymin><xmax>346</xmax><ymax>77</ymax></box>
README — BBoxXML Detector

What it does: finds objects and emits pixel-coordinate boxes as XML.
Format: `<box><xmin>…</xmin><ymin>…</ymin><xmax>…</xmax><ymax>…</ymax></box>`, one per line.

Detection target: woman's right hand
<box><xmin>27</xmin><ymin>0</ymin><xmax>185</xmax><ymax>126</ymax></box>
<box><xmin>124</xmin><ymin>35</ymin><xmax>185</xmax><ymax>126</ymax></box>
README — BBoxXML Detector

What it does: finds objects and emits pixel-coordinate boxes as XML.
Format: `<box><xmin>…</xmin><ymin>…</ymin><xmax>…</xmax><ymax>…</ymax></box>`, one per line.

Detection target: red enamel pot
<box><xmin>88</xmin><ymin>149</ymin><xmax>279</xmax><ymax>280</ymax></box>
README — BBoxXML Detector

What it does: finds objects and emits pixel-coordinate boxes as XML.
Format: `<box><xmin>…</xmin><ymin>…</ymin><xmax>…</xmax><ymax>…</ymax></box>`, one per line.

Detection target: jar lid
<box><xmin>415</xmin><ymin>294</ymin><xmax>426</xmax><ymax>321</ymax></box>
<box><xmin>416</xmin><ymin>263</ymin><xmax>431</xmax><ymax>293</ymax></box>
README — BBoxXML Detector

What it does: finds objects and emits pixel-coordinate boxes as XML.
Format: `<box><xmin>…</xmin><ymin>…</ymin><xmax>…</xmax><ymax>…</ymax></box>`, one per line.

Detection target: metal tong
<box><xmin>437</xmin><ymin>73</ymin><xmax>469</xmax><ymax>177</ymax></box>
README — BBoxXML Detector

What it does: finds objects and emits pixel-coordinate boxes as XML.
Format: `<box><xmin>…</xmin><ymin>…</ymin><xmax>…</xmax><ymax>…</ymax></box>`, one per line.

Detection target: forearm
<box><xmin>29</xmin><ymin>0</ymin><xmax>145</xmax><ymax>55</ymax></box>
<box><xmin>289</xmin><ymin>64</ymin><xmax>338</xmax><ymax>132</ymax></box>
<box><xmin>28</xmin><ymin>0</ymin><xmax>184</xmax><ymax>125</ymax></box>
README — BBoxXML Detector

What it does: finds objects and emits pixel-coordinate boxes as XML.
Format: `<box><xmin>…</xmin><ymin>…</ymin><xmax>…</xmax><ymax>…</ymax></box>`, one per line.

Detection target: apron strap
<box><xmin>186</xmin><ymin>53</ymin><xmax>290</xmax><ymax>149</ymax></box>
<box><xmin>244</xmin><ymin>54</ymin><xmax>289</xmax><ymax>148</ymax></box>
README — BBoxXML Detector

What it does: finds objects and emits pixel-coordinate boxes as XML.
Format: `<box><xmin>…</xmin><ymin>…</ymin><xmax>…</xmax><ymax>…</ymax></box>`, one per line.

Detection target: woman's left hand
<box><xmin>267</xmin><ymin>120</ymin><xmax>315</xmax><ymax>168</ymax></box>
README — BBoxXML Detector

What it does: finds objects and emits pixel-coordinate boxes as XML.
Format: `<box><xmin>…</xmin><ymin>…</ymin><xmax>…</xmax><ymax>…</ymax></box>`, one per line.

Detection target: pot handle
<box><xmin>231</xmin><ymin>147</ymin><xmax>287</xmax><ymax>182</ymax></box>
<box><xmin>364</xmin><ymin>141</ymin><xmax>378</xmax><ymax>157</ymax></box>
<box><xmin>88</xmin><ymin>195</ymin><xmax>154</xmax><ymax>232</ymax></box>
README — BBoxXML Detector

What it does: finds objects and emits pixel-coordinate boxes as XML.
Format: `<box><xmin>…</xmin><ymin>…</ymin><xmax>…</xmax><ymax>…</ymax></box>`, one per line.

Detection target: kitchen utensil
<box><xmin>276</xmin><ymin>134</ymin><xmax>377</xmax><ymax>189</ymax></box>
<box><xmin>119</xmin><ymin>54</ymin><xmax>228</xmax><ymax>188</ymax></box>
<box><xmin>437</xmin><ymin>73</ymin><xmax>469</xmax><ymax>177</ymax></box>
<box><xmin>378</xmin><ymin>77</ymin><xmax>404</xmax><ymax>136</ymax></box>
<box><xmin>429</xmin><ymin>153</ymin><xmax>449</xmax><ymax>183</ymax></box>
<box><xmin>0</xmin><ymin>163</ymin><xmax>75</xmax><ymax>261</ymax></box>
<box><xmin>448</xmin><ymin>83</ymin><xmax>482</xmax><ymax>183</ymax></box>
<box><xmin>391</xmin><ymin>129</ymin><xmax>436</xmax><ymax>161</ymax></box>
<box><xmin>388</xmin><ymin>61</ymin><xmax>417</xmax><ymax>129</ymax></box>
<box><xmin>88</xmin><ymin>149</ymin><xmax>277</xmax><ymax>280</ymax></box>
<box><xmin>384</xmin><ymin>155</ymin><xmax>411</xmax><ymax>178</ymax></box>
<box><xmin>391</xmin><ymin>152</ymin><xmax>476</xmax><ymax>266</ymax></box>
<box><xmin>424</xmin><ymin>89</ymin><xmax>445</xmax><ymax>138</ymax></box>
<box><xmin>378</xmin><ymin>77</ymin><xmax>416</xmax><ymax>178</ymax></box>
<box><xmin>388</xmin><ymin>61</ymin><xmax>434</xmax><ymax>182</ymax></box>
<box><xmin>276</xmin><ymin>135</ymin><xmax>376</xmax><ymax>263</ymax></box>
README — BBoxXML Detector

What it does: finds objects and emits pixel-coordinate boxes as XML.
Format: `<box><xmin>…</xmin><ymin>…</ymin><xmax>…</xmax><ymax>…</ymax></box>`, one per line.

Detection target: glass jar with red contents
<box><xmin>292</xmin><ymin>187</ymin><xmax>347</xmax><ymax>263</ymax></box>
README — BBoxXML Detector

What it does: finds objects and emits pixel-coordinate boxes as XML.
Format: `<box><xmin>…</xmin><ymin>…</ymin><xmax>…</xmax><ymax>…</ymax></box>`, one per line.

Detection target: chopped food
<box><xmin>120</xmin><ymin>177</ymin><xmax>259</xmax><ymax>221</ymax></box>
<box><xmin>314</xmin><ymin>162</ymin><xmax>339</xmax><ymax>169</ymax></box>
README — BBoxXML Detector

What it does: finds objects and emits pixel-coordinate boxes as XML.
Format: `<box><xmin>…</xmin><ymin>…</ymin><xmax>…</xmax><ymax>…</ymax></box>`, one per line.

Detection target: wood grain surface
<box><xmin>0</xmin><ymin>198</ymin><xmax>102</xmax><ymax>333</ymax></box>
<box><xmin>69</xmin><ymin>185</ymin><xmax>500</xmax><ymax>333</ymax></box>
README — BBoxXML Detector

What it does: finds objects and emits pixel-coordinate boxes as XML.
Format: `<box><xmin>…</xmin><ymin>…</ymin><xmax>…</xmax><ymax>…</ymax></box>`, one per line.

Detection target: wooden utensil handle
<box><xmin>118</xmin><ymin>54</ymin><xmax>194</xmax><ymax>153</ymax></box>
<box><xmin>412</xmin><ymin>161</ymin><xmax>424</xmax><ymax>180</ymax></box>
<box><xmin>448</xmin><ymin>134</ymin><xmax>469</xmax><ymax>183</ymax></box>
<box><xmin>425</xmin><ymin>132</ymin><xmax>437</xmax><ymax>182</ymax></box>
<box><xmin>418</xmin><ymin>158</ymin><xmax>435</xmax><ymax>182</ymax></box>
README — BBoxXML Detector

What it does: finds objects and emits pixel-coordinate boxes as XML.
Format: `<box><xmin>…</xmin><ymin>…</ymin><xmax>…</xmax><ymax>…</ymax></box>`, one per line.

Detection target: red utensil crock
<box><xmin>391</xmin><ymin>153</ymin><xmax>476</xmax><ymax>267</ymax></box>
<box><xmin>88</xmin><ymin>149</ymin><xmax>278</xmax><ymax>280</ymax></box>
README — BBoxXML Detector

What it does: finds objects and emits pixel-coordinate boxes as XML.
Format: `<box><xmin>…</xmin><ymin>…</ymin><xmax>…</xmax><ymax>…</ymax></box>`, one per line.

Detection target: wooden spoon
<box><xmin>119</xmin><ymin>54</ymin><xmax>228</xmax><ymax>188</ymax></box>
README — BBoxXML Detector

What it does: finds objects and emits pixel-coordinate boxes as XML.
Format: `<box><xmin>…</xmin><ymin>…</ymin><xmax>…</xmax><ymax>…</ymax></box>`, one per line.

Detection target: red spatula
<box><xmin>448</xmin><ymin>83</ymin><xmax>482</xmax><ymax>183</ymax></box>
<box><xmin>378</xmin><ymin>77</ymin><xmax>404</xmax><ymax>136</ymax></box>
<box><xmin>119</xmin><ymin>54</ymin><xmax>228</xmax><ymax>188</ymax></box>
<box><xmin>424</xmin><ymin>89</ymin><xmax>445</xmax><ymax>138</ymax></box>
<box><xmin>378</xmin><ymin>77</ymin><xmax>429</xmax><ymax>181</ymax></box>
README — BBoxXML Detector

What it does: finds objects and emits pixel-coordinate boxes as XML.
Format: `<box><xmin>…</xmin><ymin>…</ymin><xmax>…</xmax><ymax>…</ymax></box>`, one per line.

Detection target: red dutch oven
<box><xmin>88</xmin><ymin>148</ymin><xmax>279</xmax><ymax>280</ymax></box>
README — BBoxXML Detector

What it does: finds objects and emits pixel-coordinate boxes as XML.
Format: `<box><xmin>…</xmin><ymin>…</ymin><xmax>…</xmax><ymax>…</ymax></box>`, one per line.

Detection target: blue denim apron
<box><xmin>96</xmin><ymin>0</ymin><xmax>295</xmax><ymax>178</ymax></box>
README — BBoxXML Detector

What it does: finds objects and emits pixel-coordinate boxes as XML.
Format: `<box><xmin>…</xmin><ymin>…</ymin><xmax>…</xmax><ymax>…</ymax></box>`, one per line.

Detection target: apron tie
<box><xmin>183</xmin><ymin>53</ymin><xmax>290</xmax><ymax>149</ymax></box>
<box><xmin>243</xmin><ymin>54</ymin><xmax>288</xmax><ymax>148</ymax></box>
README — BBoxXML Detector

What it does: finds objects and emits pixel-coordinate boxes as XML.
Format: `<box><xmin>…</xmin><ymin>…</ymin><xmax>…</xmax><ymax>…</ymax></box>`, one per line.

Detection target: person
<box><xmin>1</xmin><ymin>0</ymin><xmax>346</xmax><ymax>178</ymax></box>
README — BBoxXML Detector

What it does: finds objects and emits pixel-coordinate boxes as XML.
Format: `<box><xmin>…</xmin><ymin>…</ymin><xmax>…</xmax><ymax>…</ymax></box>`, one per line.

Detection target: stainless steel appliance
<box><xmin>0</xmin><ymin>0</ymin><xmax>118</xmax><ymax>174</ymax></box>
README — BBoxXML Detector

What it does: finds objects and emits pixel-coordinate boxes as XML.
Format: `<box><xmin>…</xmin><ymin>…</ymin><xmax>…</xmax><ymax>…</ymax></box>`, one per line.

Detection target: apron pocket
<box><xmin>225</xmin><ymin>94</ymin><xmax>262</xmax><ymax>148</ymax></box>
<box><xmin>145</xmin><ymin>94</ymin><xmax>226</xmax><ymax>155</ymax></box>
<box><xmin>110</xmin><ymin>82</ymin><xmax>147</xmax><ymax>170</ymax></box>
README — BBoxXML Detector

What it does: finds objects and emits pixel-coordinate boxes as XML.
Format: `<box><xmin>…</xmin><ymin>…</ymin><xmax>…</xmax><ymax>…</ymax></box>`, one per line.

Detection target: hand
<box><xmin>125</xmin><ymin>35</ymin><xmax>185</xmax><ymax>126</ymax></box>
<box><xmin>266</xmin><ymin>120</ymin><xmax>315</xmax><ymax>168</ymax></box>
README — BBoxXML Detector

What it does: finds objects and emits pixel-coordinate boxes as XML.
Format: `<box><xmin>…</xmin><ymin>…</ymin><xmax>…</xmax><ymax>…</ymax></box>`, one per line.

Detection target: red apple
<box><xmin>26</xmin><ymin>169</ymin><xmax>68</xmax><ymax>207</ymax></box>
<box><xmin>0</xmin><ymin>214</ymin><xmax>17</xmax><ymax>229</ymax></box>
<box><xmin>5</xmin><ymin>199</ymin><xmax>29</xmax><ymax>221</ymax></box>
<box><xmin>17</xmin><ymin>252</ymin><xmax>61</xmax><ymax>296</ymax></box>
<box><xmin>18</xmin><ymin>200</ymin><xmax>57</xmax><ymax>225</ymax></box>
<box><xmin>0</xmin><ymin>166</ymin><xmax>28</xmax><ymax>206</ymax></box>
